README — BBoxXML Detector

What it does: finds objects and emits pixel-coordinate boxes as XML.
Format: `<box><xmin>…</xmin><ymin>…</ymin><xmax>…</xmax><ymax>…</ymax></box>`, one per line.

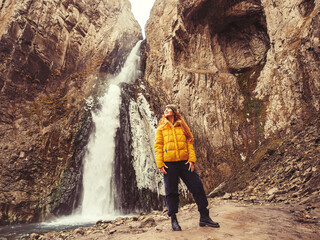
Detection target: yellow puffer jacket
<box><xmin>154</xmin><ymin>119</ymin><xmax>197</xmax><ymax>168</ymax></box>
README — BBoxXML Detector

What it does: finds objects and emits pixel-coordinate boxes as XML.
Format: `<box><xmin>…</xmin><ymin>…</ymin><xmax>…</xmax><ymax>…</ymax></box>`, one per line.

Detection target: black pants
<box><xmin>164</xmin><ymin>160</ymin><xmax>208</xmax><ymax>216</ymax></box>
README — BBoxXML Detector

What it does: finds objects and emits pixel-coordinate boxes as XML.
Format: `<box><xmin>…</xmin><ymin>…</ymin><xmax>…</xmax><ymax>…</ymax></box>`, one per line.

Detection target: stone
<box><xmin>267</xmin><ymin>187</ymin><xmax>279</xmax><ymax>195</ymax></box>
<box><xmin>139</xmin><ymin>217</ymin><xmax>156</xmax><ymax>228</ymax></box>
<box><xmin>18</xmin><ymin>151</ymin><xmax>25</xmax><ymax>158</ymax></box>
<box><xmin>208</xmin><ymin>182</ymin><xmax>226</xmax><ymax>198</ymax></box>
<box><xmin>115</xmin><ymin>217</ymin><xmax>125</xmax><ymax>226</ymax></box>
<box><xmin>222</xmin><ymin>193</ymin><xmax>232</xmax><ymax>200</ymax></box>
<box><xmin>96</xmin><ymin>220</ymin><xmax>104</xmax><ymax>225</ymax></box>
<box><xmin>249</xmin><ymin>196</ymin><xmax>257</xmax><ymax>202</ymax></box>
<box><xmin>267</xmin><ymin>194</ymin><xmax>275</xmax><ymax>202</ymax></box>
<box><xmin>29</xmin><ymin>233</ymin><xmax>40</xmax><ymax>239</ymax></box>
<box><xmin>74</xmin><ymin>228</ymin><xmax>85</xmax><ymax>235</ymax></box>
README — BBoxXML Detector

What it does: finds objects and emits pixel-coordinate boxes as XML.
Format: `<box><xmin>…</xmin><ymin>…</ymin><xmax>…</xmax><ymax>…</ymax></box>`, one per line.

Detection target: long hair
<box><xmin>157</xmin><ymin>112</ymin><xmax>194</xmax><ymax>143</ymax></box>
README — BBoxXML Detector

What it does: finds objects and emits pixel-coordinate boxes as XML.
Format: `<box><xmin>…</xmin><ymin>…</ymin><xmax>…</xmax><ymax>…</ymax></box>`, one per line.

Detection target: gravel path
<box><xmin>29</xmin><ymin>199</ymin><xmax>320</xmax><ymax>240</ymax></box>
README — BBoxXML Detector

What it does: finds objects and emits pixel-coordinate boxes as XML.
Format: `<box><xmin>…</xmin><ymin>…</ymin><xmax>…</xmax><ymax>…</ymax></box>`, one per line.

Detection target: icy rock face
<box><xmin>129</xmin><ymin>93</ymin><xmax>164</xmax><ymax>195</ymax></box>
<box><xmin>145</xmin><ymin>0</ymin><xmax>320</xmax><ymax>192</ymax></box>
<box><xmin>0</xmin><ymin>0</ymin><xmax>141</xmax><ymax>224</ymax></box>
<box><xmin>114</xmin><ymin>82</ymin><xmax>166</xmax><ymax>214</ymax></box>
<box><xmin>128</xmin><ymin>91</ymin><xmax>189</xmax><ymax>203</ymax></box>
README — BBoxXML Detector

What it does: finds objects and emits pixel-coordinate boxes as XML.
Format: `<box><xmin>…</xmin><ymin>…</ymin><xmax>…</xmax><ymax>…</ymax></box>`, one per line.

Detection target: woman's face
<box><xmin>164</xmin><ymin>107</ymin><xmax>174</xmax><ymax>118</ymax></box>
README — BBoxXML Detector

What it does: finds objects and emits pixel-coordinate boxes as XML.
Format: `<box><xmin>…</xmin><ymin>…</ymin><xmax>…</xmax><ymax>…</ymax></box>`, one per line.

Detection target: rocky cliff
<box><xmin>145</xmin><ymin>0</ymin><xmax>319</xmax><ymax>195</ymax></box>
<box><xmin>0</xmin><ymin>0</ymin><xmax>141</xmax><ymax>224</ymax></box>
<box><xmin>0</xmin><ymin>0</ymin><xmax>319</xmax><ymax>227</ymax></box>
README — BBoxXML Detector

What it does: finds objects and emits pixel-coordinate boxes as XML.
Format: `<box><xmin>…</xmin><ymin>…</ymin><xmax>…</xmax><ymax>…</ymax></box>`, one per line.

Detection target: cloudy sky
<box><xmin>129</xmin><ymin>0</ymin><xmax>156</xmax><ymax>37</ymax></box>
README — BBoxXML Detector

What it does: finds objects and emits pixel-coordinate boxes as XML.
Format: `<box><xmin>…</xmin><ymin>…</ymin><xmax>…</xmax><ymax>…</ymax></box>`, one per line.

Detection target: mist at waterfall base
<box><xmin>0</xmin><ymin>41</ymin><xmax>143</xmax><ymax>239</ymax></box>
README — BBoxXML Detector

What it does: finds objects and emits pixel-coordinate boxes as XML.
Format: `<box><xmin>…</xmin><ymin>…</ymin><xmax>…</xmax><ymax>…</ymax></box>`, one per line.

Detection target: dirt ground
<box><xmin>64</xmin><ymin>199</ymin><xmax>320</xmax><ymax>240</ymax></box>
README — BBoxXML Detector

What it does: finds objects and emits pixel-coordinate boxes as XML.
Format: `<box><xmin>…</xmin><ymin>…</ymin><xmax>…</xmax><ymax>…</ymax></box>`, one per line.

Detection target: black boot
<box><xmin>171</xmin><ymin>214</ymin><xmax>182</xmax><ymax>231</ymax></box>
<box><xmin>199</xmin><ymin>209</ymin><xmax>220</xmax><ymax>228</ymax></box>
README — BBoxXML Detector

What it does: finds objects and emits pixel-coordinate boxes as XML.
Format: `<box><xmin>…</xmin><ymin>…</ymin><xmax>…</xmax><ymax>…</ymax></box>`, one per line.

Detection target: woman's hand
<box><xmin>160</xmin><ymin>165</ymin><xmax>168</xmax><ymax>174</ymax></box>
<box><xmin>186</xmin><ymin>161</ymin><xmax>195</xmax><ymax>172</ymax></box>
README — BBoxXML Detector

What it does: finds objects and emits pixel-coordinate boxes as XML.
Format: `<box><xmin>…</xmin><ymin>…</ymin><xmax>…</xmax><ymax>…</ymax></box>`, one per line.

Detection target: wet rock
<box><xmin>96</xmin><ymin>220</ymin><xmax>104</xmax><ymax>225</ymax></box>
<box><xmin>29</xmin><ymin>233</ymin><xmax>40</xmax><ymax>240</ymax></box>
<box><xmin>114</xmin><ymin>217</ymin><xmax>125</xmax><ymax>226</ymax></box>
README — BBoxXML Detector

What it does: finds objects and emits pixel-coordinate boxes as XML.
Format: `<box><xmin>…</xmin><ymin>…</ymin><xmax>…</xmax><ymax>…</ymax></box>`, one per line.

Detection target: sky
<box><xmin>129</xmin><ymin>0</ymin><xmax>156</xmax><ymax>38</ymax></box>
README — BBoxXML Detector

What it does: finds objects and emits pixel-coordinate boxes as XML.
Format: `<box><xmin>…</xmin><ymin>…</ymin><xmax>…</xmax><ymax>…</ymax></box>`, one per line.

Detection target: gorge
<box><xmin>0</xmin><ymin>0</ymin><xmax>319</xmax><ymax>235</ymax></box>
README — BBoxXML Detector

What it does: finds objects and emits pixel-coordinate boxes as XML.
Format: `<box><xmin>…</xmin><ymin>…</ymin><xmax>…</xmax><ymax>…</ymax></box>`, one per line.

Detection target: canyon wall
<box><xmin>145</xmin><ymin>0</ymin><xmax>319</xmax><ymax>192</ymax></box>
<box><xmin>0</xmin><ymin>0</ymin><xmax>141</xmax><ymax>224</ymax></box>
<box><xmin>0</xmin><ymin>0</ymin><xmax>319</xmax><ymax>226</ymax></box>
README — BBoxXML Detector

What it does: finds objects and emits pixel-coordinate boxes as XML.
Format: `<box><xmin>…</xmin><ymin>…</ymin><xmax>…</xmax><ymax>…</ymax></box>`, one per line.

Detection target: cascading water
<box><xmin>79</xmin><ymin>40</ymin><xmax>143</xmax><ymax>220</ymax></box>
<box><xmin>80</xmin><ymin>83</ymin><xmax>121</xmax><ymax>219</ymax></box>
<box><xmin>40</xmin><ymin>41</ymin><xmax>143</xmax><ymax>226</ymax></box>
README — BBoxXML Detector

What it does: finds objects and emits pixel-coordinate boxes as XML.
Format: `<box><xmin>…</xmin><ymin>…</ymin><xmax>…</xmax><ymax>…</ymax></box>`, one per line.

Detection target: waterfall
<box><xmin>80</xmin><ymin>84</ymin><xmax>121</xmax><ymax>218</ymax></box>
<box><xmin>41</xmin><ymin>40</ymin><xmax>164</xmax><ymax>228</ymax></box>
<box><xmin>79</xmin><ymin>40</ymin><xmax>142</xmax><ymax>220</ymax></box>
<box><xmin>41</xmin><ymin>41</ymin><xmax>143</xmax><ymax>227</ymax></box>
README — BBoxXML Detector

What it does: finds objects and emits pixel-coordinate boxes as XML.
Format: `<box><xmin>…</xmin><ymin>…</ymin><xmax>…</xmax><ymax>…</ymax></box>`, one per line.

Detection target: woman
<box><xmin>154</xmin><ymin>104</ymin><xmax>220</xmax><ymax>231</ymax></box>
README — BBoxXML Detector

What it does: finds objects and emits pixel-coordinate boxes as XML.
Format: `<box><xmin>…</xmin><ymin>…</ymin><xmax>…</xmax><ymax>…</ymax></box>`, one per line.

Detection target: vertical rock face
<box><xmin>255</xmin><ymin>0</ymin><xmax>320</xmax><ymax>136</ymax></box>
<box><xmin>114</xmin><ymin>81</ymin><xmax>166</xmax><ymax>214</ymax></box>
<box><xmin>0</xmin><ymin>0</ymin><xmax>141</xmax><ymax>224</ymax></box>
<box><xmin>145</xmin><ymin>0</ymin><xmax>319</xmax><ymax>191</ymax></box>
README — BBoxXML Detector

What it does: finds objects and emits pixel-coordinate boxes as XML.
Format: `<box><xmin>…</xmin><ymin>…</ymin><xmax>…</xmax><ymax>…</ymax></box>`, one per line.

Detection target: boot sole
<box><xmin>199</xmin><ymin>222</ymin><xmax>220</xmax><ymax>228</ymax></box>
